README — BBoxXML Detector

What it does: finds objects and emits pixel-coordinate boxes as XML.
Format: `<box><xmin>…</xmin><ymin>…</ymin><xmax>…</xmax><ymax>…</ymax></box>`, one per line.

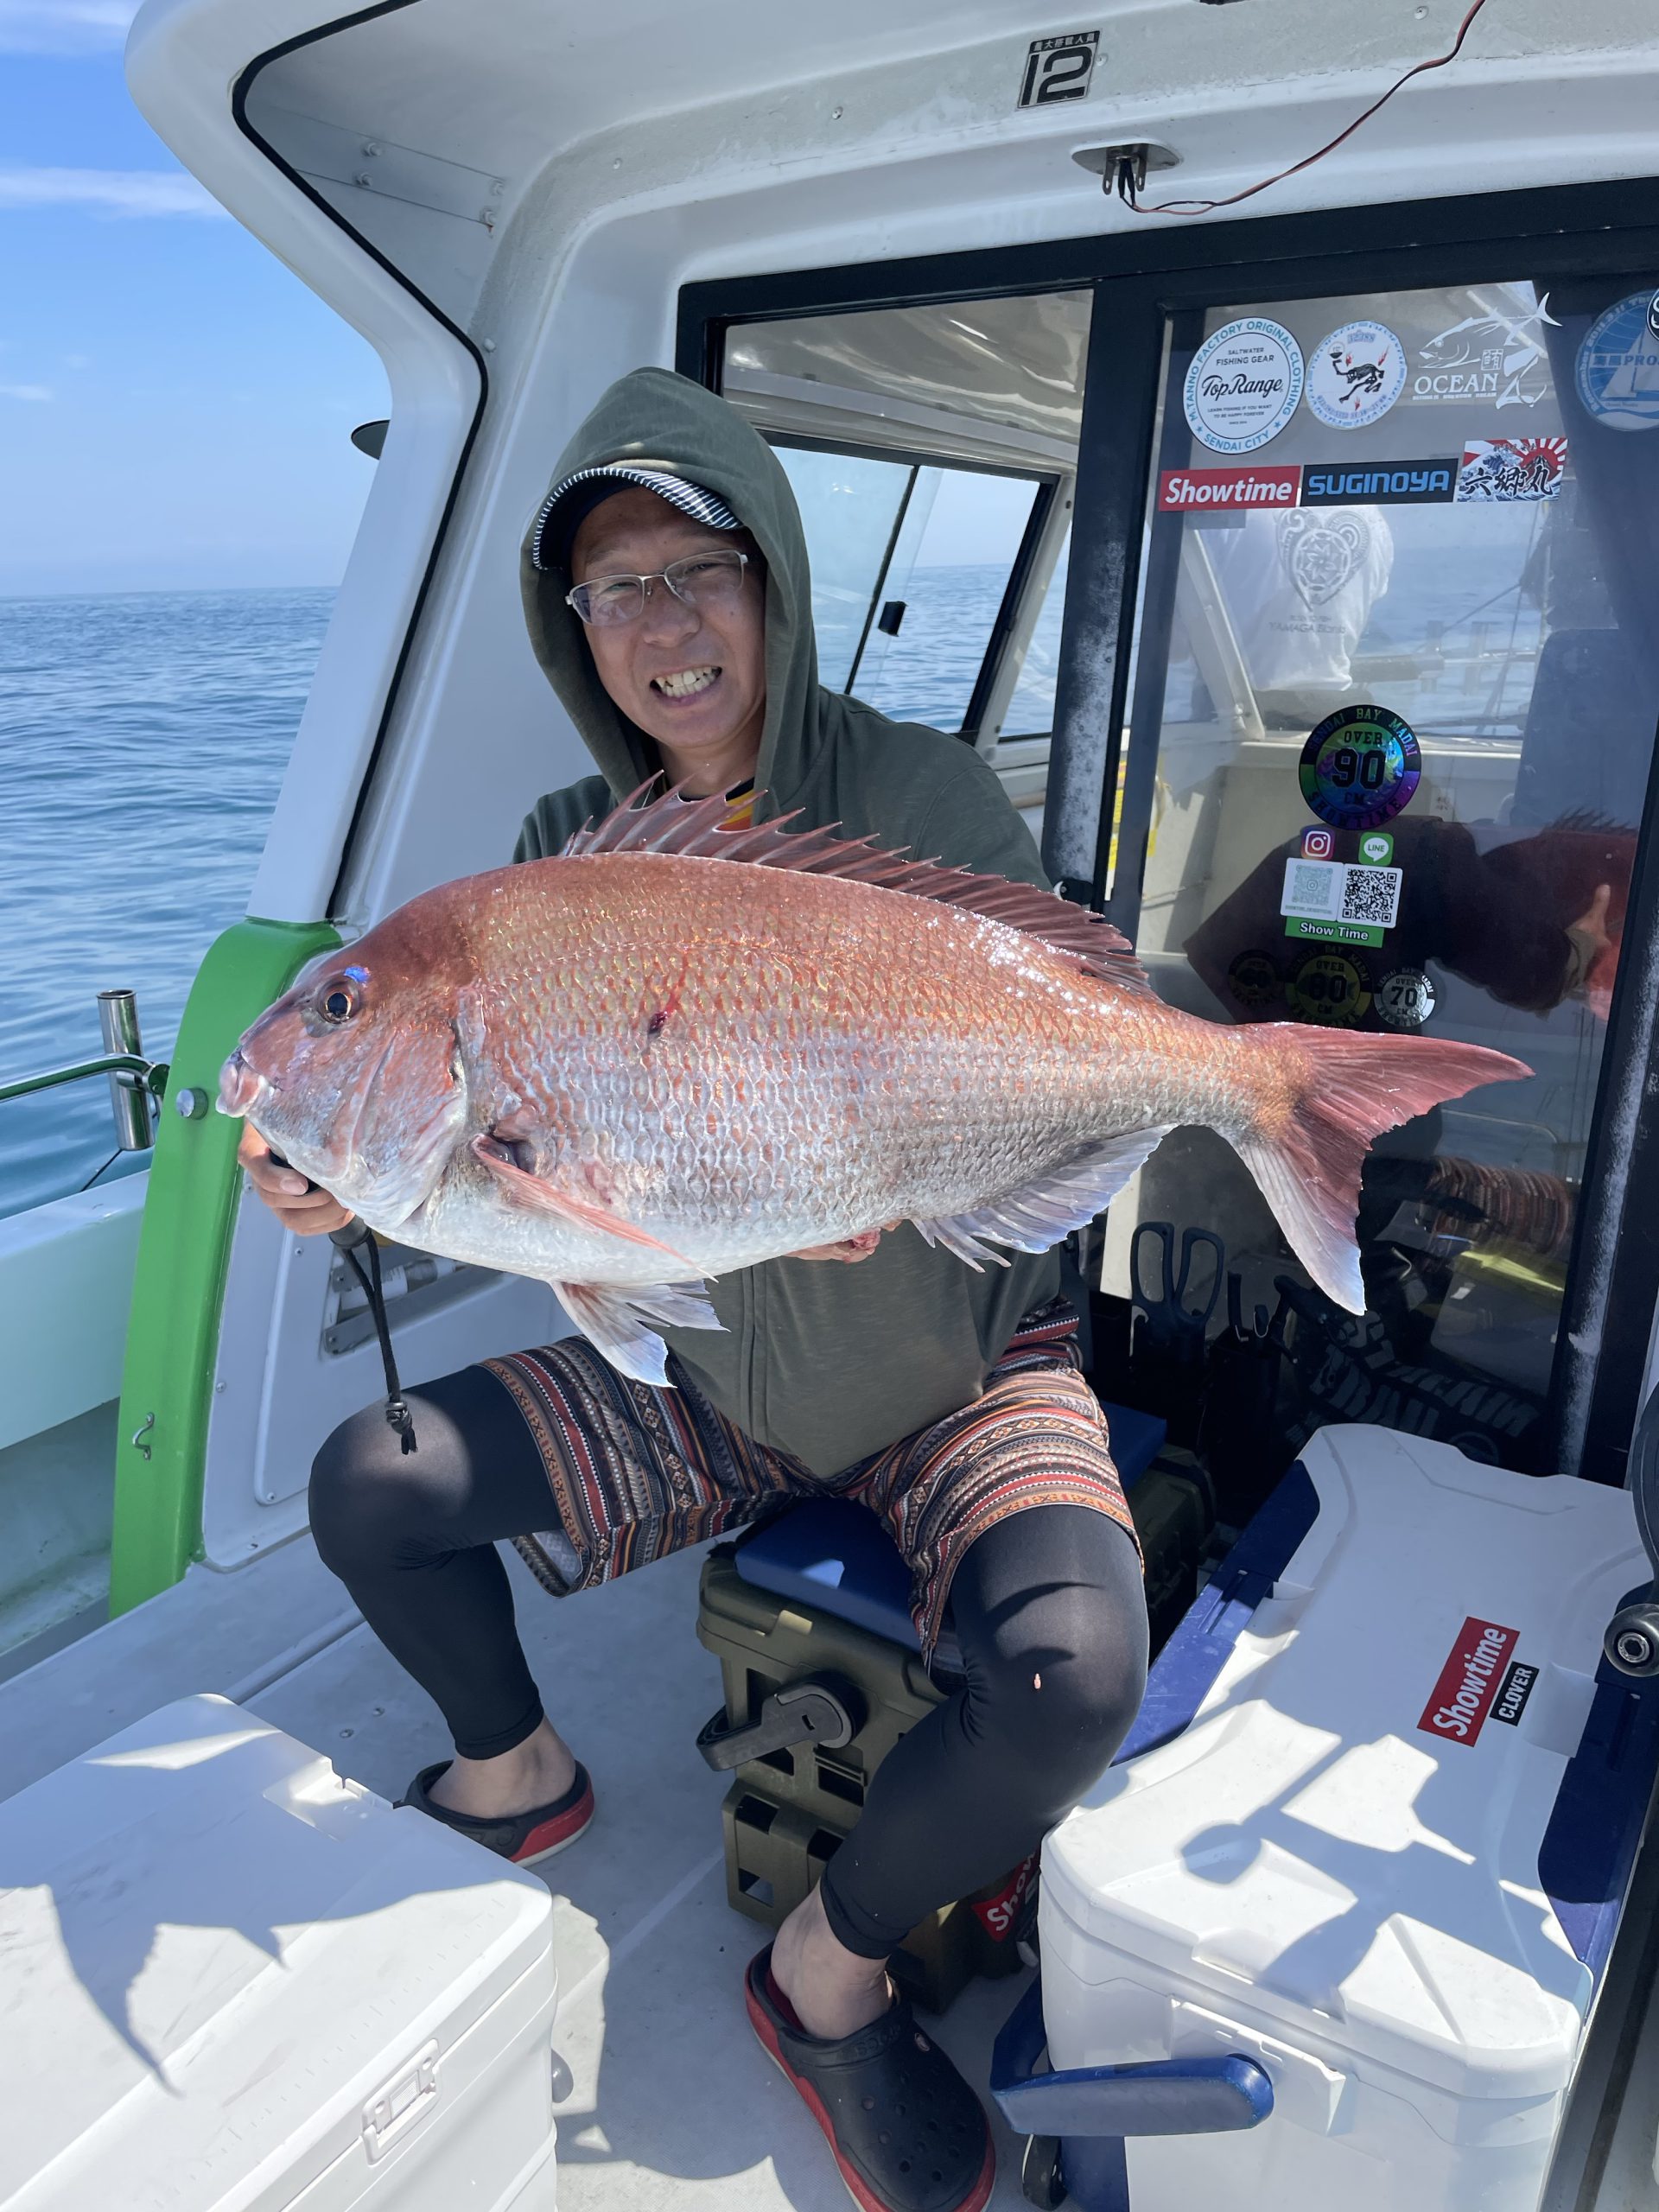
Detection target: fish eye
<box><xmin>318</xmin><ymin>977</ymin><xmax>361</xmax><ymax>1025</ymax></box>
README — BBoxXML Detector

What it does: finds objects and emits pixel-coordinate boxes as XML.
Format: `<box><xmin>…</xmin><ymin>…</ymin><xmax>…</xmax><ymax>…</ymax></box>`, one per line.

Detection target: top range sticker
<box><xmin>1306</xmin><ymin>321</ymin><xmax>1407</xmax><ymax>431</ymax></box>
<box><xmin>1184</xmin><ymin>318</ymin><xmax>1304</xmax><ymax>454</ymax></box>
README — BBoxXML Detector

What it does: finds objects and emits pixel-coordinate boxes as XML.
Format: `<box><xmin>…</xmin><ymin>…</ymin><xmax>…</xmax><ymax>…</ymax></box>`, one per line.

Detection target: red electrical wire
<box><xmin>1121</xmin><ymin>0</ymin><xmax>1493</xmax><ymax>217</ymax></box>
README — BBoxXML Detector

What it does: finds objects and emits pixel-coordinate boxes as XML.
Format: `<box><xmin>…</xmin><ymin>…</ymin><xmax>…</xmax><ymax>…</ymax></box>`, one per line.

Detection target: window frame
<box><xmin>677</xmin><ymin>176</ymin><xmax>1659</xmax><ymax>1491</ymax></box>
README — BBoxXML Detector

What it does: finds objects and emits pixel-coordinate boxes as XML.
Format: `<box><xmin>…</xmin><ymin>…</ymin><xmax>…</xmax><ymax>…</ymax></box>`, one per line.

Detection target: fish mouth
<box><xmin>218</xmin><ymin>1049</ymin><xmax>270</xmax><ymax>1118</ymax></box>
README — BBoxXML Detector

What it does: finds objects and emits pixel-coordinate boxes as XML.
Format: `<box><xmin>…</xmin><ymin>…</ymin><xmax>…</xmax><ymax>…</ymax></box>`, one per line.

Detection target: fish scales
<box><xmin>221</xmin><ymin>785</ymin><xmax>1530</xmax><ymax>1384</ymax></box>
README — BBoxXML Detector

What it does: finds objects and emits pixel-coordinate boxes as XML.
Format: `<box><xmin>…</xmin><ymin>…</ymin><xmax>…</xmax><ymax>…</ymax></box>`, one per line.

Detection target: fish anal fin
<box><xmin>914</xmin><ymin>1128</ymin><xmax>1172</xmax><ymax>1265</ymax></box>
<box><xmin>558</xmin><ymin>779</ymin><xmax>1151</xmax><ymax>991</ymax></box>
<box><xmin>553</xmin><ymin>1278</ymin><xmax>725</xmax><ymax>1387</ymax></box>
<box><xmin>471</xmin><ymin>1134</ymin><xmax>696</xmax><ymax>1266</ymax></box>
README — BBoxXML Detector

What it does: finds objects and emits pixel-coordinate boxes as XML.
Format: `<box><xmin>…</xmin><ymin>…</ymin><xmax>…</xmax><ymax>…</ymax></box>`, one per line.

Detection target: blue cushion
<box><xmin>732</xmin><ymin>1402</ymin><xmax>1166</xmax><ymax>1651</ymax></box>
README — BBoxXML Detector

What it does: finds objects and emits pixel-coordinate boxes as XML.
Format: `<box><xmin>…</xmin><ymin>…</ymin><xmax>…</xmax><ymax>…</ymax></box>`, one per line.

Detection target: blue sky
<box><xmin>0</xmin><ymin>0</ymin><xmax>386</xmax><ymax>597</ymax></box>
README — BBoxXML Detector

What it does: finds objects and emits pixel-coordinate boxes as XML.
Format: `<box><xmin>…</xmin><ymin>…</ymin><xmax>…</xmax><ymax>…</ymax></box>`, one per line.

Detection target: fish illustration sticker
<box><xmin>1306</xmin><ymin>320</ymin><xmax>1406</xmax><ymax>430</ymax></box>
<box><xmin>1300</xmin><ymin>704</ymin><xmax>1421</xmax><ymax>832</ymax></box>
<box><xmin>1575</xmin><ymin>291</ymin><xmax>1659</xmax><ymax>431</ymax></box>
<box><xmin>1184</xmin><ymin>317</ymin><xmax>1304</xmax><ymax>454</ymax></box>
<box><xmin>1454</xmin><ymin>435</ymin><xmax>1567</xmax><ymax>503</ymax></box>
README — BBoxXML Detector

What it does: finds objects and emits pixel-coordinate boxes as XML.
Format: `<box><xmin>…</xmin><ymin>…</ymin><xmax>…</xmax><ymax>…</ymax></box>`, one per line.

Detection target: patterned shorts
<box><xmin>485</xmin><ymin>1299</ymin><xmax>1138</xmax><ymax>1660</ymax></box>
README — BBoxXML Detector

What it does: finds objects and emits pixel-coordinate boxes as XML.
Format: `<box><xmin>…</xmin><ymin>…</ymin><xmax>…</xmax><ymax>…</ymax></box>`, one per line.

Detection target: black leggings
<box><xmin>310</xmin><ymin>1368</ymin><xmax>1147</xmax><ymax>1961</ymax></box>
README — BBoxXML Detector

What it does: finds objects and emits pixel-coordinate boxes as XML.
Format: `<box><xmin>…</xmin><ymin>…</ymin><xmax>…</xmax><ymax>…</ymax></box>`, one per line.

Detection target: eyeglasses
<box><xmin>565</xmin><ymin>550</ymin><xmax>750</xmax><ymax>629</ymax></box>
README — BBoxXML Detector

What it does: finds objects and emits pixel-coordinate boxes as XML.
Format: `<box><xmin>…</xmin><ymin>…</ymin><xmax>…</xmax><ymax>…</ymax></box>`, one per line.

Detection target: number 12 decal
<box><xmin>1018</xmin><ymin>29</ymin><xmax>1101</xmax><ymax>108</ymax></box>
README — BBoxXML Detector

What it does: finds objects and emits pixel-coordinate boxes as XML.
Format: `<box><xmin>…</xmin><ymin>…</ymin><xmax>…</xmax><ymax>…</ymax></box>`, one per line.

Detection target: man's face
<box><xmin>569</xmin><ymin>487</ymin><xmax>766</xmax><ymax>773</ymax></box>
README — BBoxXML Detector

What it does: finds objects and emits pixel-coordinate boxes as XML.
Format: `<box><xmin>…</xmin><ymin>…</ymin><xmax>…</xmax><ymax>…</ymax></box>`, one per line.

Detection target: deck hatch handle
<box><xmin>362</xmin><ymin>2037</ymin><xmax>442</xmax><ymax>2160</ymax></box>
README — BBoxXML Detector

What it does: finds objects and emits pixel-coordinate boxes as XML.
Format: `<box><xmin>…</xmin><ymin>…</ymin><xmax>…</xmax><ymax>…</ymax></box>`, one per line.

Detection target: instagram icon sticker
<box><xmin>1301</xmin><ymin>828</ymin><xmax>1335</xmax><ymax>861</ymax></box>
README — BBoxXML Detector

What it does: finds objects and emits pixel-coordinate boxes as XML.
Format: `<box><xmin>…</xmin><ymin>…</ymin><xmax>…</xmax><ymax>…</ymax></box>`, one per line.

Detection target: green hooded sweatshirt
<box><xmin>517</xmin><ymin>365</ymin><xmax>1060</xmax><ymax>1476</ymax></box>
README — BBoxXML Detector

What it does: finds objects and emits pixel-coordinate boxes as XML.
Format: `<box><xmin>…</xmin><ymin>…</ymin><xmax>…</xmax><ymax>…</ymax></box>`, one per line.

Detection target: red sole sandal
<box><xmin>745</xmin><ymin>1944</ymin><xmax>995</xmax><ymax>2212</ymax></box>
<box><xmin>397</xmin><ymin>1759</ymin><xmax>594</xmax><ymax>1867</ymax></box>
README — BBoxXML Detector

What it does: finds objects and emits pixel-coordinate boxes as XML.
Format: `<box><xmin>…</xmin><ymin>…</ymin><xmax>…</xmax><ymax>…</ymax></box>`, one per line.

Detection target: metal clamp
<box><xmin>696</xmin><ymin>1676</ymin><xmax>859</xmax><ymax>1773</ymax></box>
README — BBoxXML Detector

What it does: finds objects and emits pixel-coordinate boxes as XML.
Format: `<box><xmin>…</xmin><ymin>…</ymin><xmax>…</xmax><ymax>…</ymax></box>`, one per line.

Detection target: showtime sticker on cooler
<box><xmin>1418</xmin><ymin>1615</ymin><xmax>1519</xmax><ymax>1745</ymax></box>
<box><xmin>1158</xmin><ymin>463</ymin><xmax>1301</xmax><ymax>512</ymax></box>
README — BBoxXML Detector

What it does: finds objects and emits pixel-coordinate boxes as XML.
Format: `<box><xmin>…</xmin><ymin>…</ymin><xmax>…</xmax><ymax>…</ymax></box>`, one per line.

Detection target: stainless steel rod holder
<box><xmin>98</xmin><ymin>989</ymin><xmax>154</xmax><ymax>1151</ymax></box>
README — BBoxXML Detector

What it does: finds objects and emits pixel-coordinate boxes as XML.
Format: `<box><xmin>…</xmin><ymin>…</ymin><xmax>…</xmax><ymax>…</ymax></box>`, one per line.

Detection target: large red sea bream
<box><xmin>219</xmin><ymin>785</ymin><xmax>1529</xmax><ymax>1382</ymax></box>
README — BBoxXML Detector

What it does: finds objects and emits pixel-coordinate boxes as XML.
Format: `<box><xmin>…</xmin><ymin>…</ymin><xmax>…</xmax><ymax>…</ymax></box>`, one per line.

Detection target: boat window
<box><xmin>1001</xmin><ymin>527</ymin><xmax>1071</xmax><ymax>738</ymax></box>
<box><xmin>721</xmin><ymin>291</ymin><xmax>1088</xmax><ymax>750</ymax></box>
<box><xmin>1103</xmin><ymin>275</ymin><xmax>1659</xmax><ymax>1475</ymax></box>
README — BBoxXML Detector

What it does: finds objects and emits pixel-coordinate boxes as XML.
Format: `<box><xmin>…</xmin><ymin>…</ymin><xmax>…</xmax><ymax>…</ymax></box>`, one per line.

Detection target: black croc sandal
<box><xmin>745</xmin><ymin>1944</ymin><xmax>995</xmax><ymax>2212</ymax></box>
<box><xmin>397</xmin><ymin>1759</ymin><xmax>594</xmax><ymax>1867</ymax></box>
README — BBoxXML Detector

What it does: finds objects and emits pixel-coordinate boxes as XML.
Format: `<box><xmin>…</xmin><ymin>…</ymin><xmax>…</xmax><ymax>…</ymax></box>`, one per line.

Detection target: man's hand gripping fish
<box><xmin>219</xmin><ymin>784</ymin><xmax>1529</xmax><ymax>1383</ymax></box>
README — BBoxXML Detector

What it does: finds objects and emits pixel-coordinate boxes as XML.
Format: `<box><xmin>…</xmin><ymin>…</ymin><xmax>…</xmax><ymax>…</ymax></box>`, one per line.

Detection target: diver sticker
<box><xmin>1491</xmin><ymin>1659</ymin><xmax>1538</xmax><ymax>1728</ymax></box>
<box><xmin>1306</xmin><ymin>320</ymin><xmax>1407</xmax><ymax>430</ymax></box>
<box><xmin>1184</xmin><ymin>318</ymin><xmax>1304</xmax><ymax>455</ymax></box>
<box><xmin>1227</xmin><ymin>950</ymin><xmax>1281</xmax><ymax>1008</ymax></box>
<box><xmin>1299</xmin><ymin>705</ymin><xmax>1421</xmax><ymax>832</ymax></box>
<box><xmin>1418</xmin><ymin>1618</ymin><xmax>1520</xmax><ymax>1745</ymax></box>
<box><xmin>1287</xmin><ymin>949</ymin><xmax>1372</xmax><ymax>1027</ymax></box>
<box><xmin>1157</xmin><ymin>464</ymin><xmax>1301</xmax><ymax>512</ymax></box>
<box><xmin>1455</xmin><ymin>435</ymin><xmax>1567</xmax><ymax>503</ymax></box>
<box><xmin>1281</xmin><ymin>856</ymin><xmax>1402</xmax><ymax>949</ymax></box>
<box><xmin>1376</xmin><ymin>968</ymin><xmax>1436</xmax><ymax>1030</ymax></box>
<box><xmin>1301</xmin><ymin>458</ymin><xmax>1458</xmax><ymax>505</ymax></box>
<box><xmin>1017</xmin><ymin>29</ymin><xmax>1100</xmax><ymax>106</ymax></box>
<box><xmin>1575</xmin><ymin>291</ymin><xmax>1659</xmax><ymax>432</ymax></box>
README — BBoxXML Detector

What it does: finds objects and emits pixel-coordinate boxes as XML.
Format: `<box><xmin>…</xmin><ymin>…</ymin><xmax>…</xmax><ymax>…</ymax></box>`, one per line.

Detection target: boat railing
<box><xmin>0</xmin><ymin>989</ymin><xmax>181</xmax><ymax>1154</ymax></box>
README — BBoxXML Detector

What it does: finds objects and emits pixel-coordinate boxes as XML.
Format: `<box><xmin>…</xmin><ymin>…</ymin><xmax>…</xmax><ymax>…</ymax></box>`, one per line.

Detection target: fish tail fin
<box><xmin>1225</xmin><ymin>1028</ymin><xmax>1530</xmax><ymax>1313</ymax></box>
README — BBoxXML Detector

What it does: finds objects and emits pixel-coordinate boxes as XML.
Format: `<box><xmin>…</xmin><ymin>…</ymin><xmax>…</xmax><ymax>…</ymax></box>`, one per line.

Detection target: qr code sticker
<box><xmin>1339</xmin><ymin>865</ymin><xmax>1402</xmax><ymax>927</ymax></box>
<box><xmin>1284</xmin><ymin>861</ymin><xmax>1342</xmax><ymax>917</ymax></box>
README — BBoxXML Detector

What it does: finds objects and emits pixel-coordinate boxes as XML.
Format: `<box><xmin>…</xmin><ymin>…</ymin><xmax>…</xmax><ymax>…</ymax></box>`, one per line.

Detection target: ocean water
<box><xmin>0</xmin><ymin>540</ymin><xmax>1526</xmax><ymax>1222</ymax></box>
<box><xmin>0</xmin><ymin>588</ymin><xmax>333</xmax><ymax>1219</ymax></box>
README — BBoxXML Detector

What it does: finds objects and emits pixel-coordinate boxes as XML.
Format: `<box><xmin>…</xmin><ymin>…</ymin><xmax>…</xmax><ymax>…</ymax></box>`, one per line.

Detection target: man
<box><xmin>240</xmin><ymin>367</ymin><xmax>1146</xmax><ymax>2212</ymax></box>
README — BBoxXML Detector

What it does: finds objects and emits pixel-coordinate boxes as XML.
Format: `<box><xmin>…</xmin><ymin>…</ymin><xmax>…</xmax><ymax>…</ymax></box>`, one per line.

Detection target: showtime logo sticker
<box><xmin>1418</xmin><ymin>1617</ymin><xmax>1519</xmax><ymax>1745</ymax></box>
<box><xmin>1158</xmin><ymin>464</ymin><xmax>1302</xmax><ymax>512</ymax></box>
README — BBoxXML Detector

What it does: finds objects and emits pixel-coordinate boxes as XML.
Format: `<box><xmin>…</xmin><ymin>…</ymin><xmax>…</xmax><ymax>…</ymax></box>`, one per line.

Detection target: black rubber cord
<box><xmin>334</xmin><ymin>1223</ymin><xmax>418</xmax><ymax>1454</ymax></box>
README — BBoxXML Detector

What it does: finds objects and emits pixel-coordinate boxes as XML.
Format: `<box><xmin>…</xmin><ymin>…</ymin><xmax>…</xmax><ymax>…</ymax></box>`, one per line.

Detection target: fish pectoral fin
<box><xmin>552</xmin><ymin>1279</ymin><xmax>725</xmax><ymax>1388</ymax></box>
<box><xmin>471</xmin><ymin>1134</ymin><xmax>696</xmax><ymax>1265</ymax></box>
<box><xmin>913</xmin><ymin>1128</ymin><xmax>1173</xmax><ymax>1268</ymax></box>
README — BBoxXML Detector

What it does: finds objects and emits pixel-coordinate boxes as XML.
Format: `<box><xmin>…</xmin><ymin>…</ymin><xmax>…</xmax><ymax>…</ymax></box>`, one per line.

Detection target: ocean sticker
<box><xmin>1157</xmin><ymin>464</ymin><xmax>1301</xmax><ymax>512</ymax></box>
<box><xmin>1454</xmin><ymin>435</ymin><xmax>1567</xmax><ymax>503</ymax></box>
<box><xmin>1287</xmin><ymin>949</ymin><xmax>1372</xmax><ymax>1027</ymax></box>
<box><xmin>1575</xmin><ymin>291</ymin><xmax>1659</xmax><ymax>432</ymax></box>
<box><xmin>1410</xmin><ymin>292</ymin><xmax>1557</xmax><ymax>411</ymax></box>
<box><xmin>1184</xmin><ymin>318</ymin><xmax>1304</xmax><ymax>454</ymax></box>
<box><xmin>1299</xmin><ymin>704</ymin><xmax>1421</xmax><ymax>832</ymax></box>
<box><xmin>1301</xmin><ymin>457</ymin><xmax>1458</xmax><ymax>506</ymax></box>
<box><xmin>1377</xmin><ymin>969</ymin><xmax>1437</xmax><ymax>1030</ymax></box>
<box><xmin>1306</xmin><ymin>320</ymin><xmax>1407</xmax><ymax>430</ymax></box>
<box><xmin>1228</xmin><ymin>950</ymin><xmax>1281</xmax><ymax>1008</ymax></box>
<box><xmin>1281</xmin><ymin>855</ymin><xmax>1402</xmax><ymax>950</ymax></box>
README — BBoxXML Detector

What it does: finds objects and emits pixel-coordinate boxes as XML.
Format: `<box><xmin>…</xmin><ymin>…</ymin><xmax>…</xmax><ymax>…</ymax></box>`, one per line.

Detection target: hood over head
<box><xmin>521</xmin><ymin>366</ymin><xmax>821</xmax><ymax>814</ymax></box>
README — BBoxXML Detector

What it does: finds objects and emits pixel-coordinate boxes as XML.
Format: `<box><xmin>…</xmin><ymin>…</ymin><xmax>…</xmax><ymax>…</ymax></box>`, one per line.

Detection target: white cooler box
<box><xmin>0</xmin><ymin>1695</ymin><xmax>559</xmax><ymax>2212</ymax></box>
<box><xmin>1033</xmin><ymin>1424</ymin><xmax>1659</xmax><ymax>2212</ymax></box>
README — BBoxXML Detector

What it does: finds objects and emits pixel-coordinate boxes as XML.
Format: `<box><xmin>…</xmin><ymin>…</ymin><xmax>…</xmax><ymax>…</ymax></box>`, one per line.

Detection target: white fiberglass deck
<box><xmin>0</xmin><ymin>1530</ymin><xmax>1036</xmax><ymax>2211</ymax></box>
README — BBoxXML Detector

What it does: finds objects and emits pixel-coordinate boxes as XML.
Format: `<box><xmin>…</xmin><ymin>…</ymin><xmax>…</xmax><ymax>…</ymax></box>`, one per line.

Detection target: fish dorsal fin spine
<box><xmin>561</xmin><ymin>781</ymin><xmax>1152</xmax><ymax>991</ymax></box>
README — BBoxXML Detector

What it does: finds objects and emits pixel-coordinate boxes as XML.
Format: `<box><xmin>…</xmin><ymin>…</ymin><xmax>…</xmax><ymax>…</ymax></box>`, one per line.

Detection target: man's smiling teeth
<box><xmin>654</xmin><ymin>665</ymin><xmax>719</xmax><ymax>699</ymax></box>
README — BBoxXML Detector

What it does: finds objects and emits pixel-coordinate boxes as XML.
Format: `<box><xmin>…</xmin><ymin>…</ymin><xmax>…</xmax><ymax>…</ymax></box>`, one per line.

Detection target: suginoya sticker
<box><xmin>1287</xmin><ymin>950</ymin><xmax>1372</xmax><ymax>1028</ymax></box>
<box><xmin>1300</xmin><ymin>704</ymin><xmax>1421</xmax><ymax>832</ymax></box>
<box><xmin>1377</xmin><ymin>969</ymin><xmax>1437</xmax><ymax>1030</ymax></box>
<box><xmin>1455</xmin><ymin>435</ymin><xmax>1567</xmax><ymax>503</ymax></box>
<box><xmin>1306</xmin><ymin>321</ymin><xmax>1407</xmax><ymax>430</ymax></box>
<box><xmin>1184</xmin><ymin>319</ymin><xmax>1304</xmax><ymax>455</ymax></box>
<box><xmin>1575</xmin><ymin>291</ymin><xmax>1659</xmax><ymax>432</ymax></box>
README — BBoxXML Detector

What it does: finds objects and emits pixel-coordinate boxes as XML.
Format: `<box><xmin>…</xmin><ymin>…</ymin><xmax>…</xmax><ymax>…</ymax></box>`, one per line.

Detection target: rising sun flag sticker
<box><xmin>1454</xmin><ymin>435</ymin><xmax>1568</xmax><ymax>503</ymax></box>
